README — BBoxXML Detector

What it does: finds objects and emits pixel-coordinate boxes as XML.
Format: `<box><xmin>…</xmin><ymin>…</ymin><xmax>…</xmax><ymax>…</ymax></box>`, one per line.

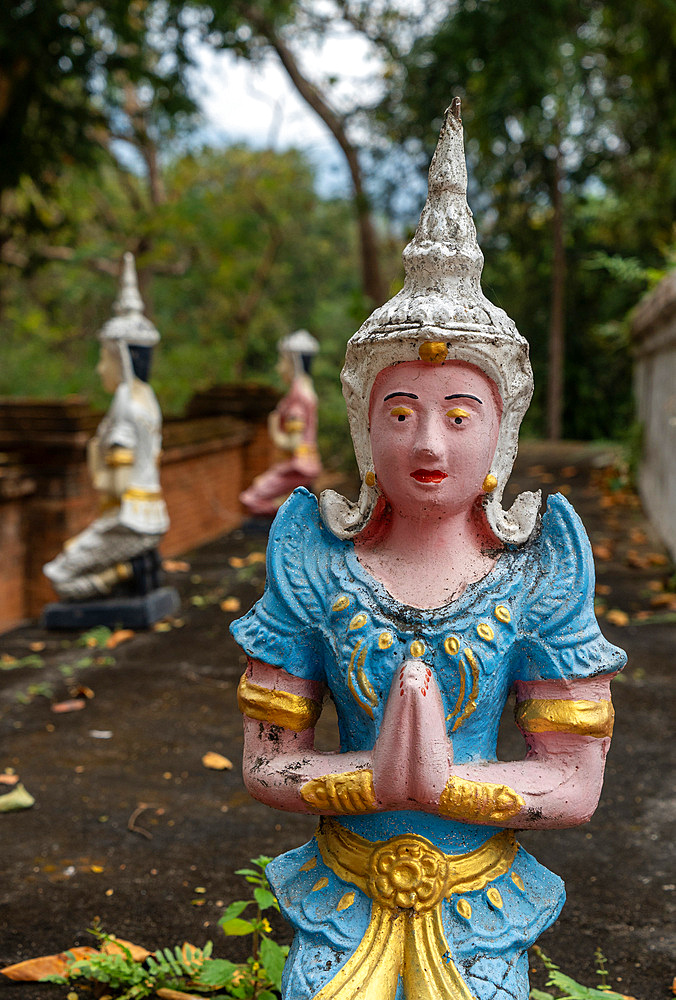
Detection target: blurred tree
<box><xmin>0</xmin><ymin>144</ymin><xmax>388</xmax><ymax>468</ymax></box>
<box><xmin>204</xmin><ymin>0</ymin><xmax>418</xmax><ymax>308</ymax></box>
<box><xmin>378</xmin><ymin>0</ymin><xmax>676</xmax><ymax>441</ymax></box>
<box><xmin>0</xmin><ymin>0</ymin><xmax>200</xmax><ymax>192</ymax></box>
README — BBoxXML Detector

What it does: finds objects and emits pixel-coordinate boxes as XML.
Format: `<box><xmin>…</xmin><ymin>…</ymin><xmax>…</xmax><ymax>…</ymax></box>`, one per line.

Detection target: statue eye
<box><xmin>390</xmin><ymin>406</ymin><xmax>413</xmax><ymax>422</ymax></box>
<box><xmin>446</xmin><ymin>407</ymin><xmax>471</xmax><ymax>425</ymax></box>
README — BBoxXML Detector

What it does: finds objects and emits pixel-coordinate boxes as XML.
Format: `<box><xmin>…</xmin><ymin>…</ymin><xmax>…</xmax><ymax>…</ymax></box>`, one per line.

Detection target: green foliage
<box><xmin>381</xmin><ymin>0</ymin><xmax>676</xmax><ymax>441</ymax></box>
<box><xmin>0</xmin><ymin>0</ymin><xmax>198</xmax><ymax>199</ymax></box>
<box><xmin>530</xmin><ymin>947</ymin><xmax>633</xmax><ymax>999</ymax></box>
<box><xmin>42</xmin><ymin>856</ymin><xmax>287</xmax><ymax>998</ymax></box>
<box><xmin>0</xmin><ymin>143</ymin><xmax>371</xmax><ymax>468</ymax></box>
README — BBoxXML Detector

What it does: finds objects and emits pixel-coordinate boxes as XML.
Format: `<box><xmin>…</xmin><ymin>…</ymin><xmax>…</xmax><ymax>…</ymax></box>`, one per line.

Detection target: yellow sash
<box><xmin>312</xmin><ymin>819</ymin><xmax>517</xmax><ymax>1000</ymax></box>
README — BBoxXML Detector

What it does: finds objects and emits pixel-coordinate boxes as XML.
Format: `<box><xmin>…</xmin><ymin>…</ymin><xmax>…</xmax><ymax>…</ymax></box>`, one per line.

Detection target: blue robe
<box><xmin>232</xmin><ymin>489</ymin><xmax>625</xmax><ymax>1000</ymax></box>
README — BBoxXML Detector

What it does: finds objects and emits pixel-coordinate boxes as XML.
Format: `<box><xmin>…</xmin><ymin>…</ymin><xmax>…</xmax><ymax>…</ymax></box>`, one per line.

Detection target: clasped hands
<box><xmin>300</xmin><ymin>660</ymin><xmax>523</xmax><ymax>824</ymax></box>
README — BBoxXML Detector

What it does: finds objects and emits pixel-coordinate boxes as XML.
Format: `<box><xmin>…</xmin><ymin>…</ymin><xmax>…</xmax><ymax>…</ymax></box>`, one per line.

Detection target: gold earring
<box><xmin>482</xmin><ymin>474</ymin><xmax>498</xmax><ymax>493</ymax></box>
<box><xmin>365</xmin><ymin>471</ymin><xmax>376</xmax><ymax>487</ymax></box>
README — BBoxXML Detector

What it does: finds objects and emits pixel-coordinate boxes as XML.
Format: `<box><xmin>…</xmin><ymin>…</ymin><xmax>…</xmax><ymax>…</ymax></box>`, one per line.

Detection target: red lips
<box><xmin>410</xmin><ymin>469</ymin><xmax>448</xmax><ymax>484</ymax></box>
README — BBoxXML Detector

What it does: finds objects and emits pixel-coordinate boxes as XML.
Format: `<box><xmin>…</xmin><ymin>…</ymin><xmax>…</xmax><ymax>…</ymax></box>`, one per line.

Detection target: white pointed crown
<box><xmin>98</xmin><ymin>252</ymin><xmax>160</xmax><ymax>347</ymax></box>
<box><xmin>320</xmin><ymin>101</ymin><xmax>540</xmax><ymax>545</ymax></box>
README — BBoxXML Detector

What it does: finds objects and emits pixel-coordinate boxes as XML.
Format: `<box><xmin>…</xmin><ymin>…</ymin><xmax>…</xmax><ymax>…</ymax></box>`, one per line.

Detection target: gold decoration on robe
<box><xmin>237</xmin><ymin>674</ymin><xmax>321</xmax><ymax>732</ymax></box>
<box><xmin>476</xmin><ymin>623</ymin><xmax>494</xmax><ymax>642</ymax></box>
<box><xmin>494</xmin><ymin>605</ymin><xmax>511</xmax><ymax>623</ymax></box>
<box><xmin>515</xmin><ymin>698</ymin><xmax>614</xmax><ymax>738</ymax></box>
<box><xmin>378</xmin><ymin>632</ymin><xmax>394</xmax><ymax>649</ymax></box>
<box><xmin>347</xmin><ymin>641</ymin><xmax>377</xmax><ymax>717</ymax></box>
<box><xmin>300</xmin><ymin>769</ymin><xmax>376</xmax><ymax>815</ymax></box>
<box><xmin>349</xmin><ymin>613</ymin><xmax>367</xmax><ymax>630</ymax></box>
<box><xmin>332</xmin><ymin>595</ymin><xmax>350</xmax><ymax>612</ymax></box>
<box><xmin>444</xmin><ymin>635</ymin><xmax>460</xmax><ymax>655</ymax></box>
<box><xmin>438</xmin><ymin>775</ymin><xmax>524</xmax><ymax>823</ymax></box>
<box><xmin>312</xmin><ymin>819</ymin><xmax>517</xmax><ymax>1000</ymax></box>
<box><xmin>410</xmin><ymin>639</ymin><xmax>425</xmax><ymax>657</ymax></box>
<box><xmin>450</xmin><ymin>648</ymin><xmax>479</xmax><ymax>731</ymax></box>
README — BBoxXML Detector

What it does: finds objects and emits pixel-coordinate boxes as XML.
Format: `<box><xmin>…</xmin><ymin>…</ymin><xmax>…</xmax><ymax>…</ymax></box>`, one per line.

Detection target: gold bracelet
<box><xmin>105</xmin><ymin>447</ymin><xmax>134</xmax><ymax>467</ymax></box>
<box><xmin>300</xmin><ymin>769</ymin><xmax>377</xmax><ymax>814</ymax></box>
<box><xmin>438</xmin><ymin>776</ymin><xmax>524</xmax><ymax>823</ymax></box>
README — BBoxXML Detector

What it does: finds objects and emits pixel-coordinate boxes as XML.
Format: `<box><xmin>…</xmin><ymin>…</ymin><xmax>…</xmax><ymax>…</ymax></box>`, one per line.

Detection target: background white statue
<box><xmin>43</xmin><ymin>253</ymin><xmax>170</xmax><ymax>603</ymax></box>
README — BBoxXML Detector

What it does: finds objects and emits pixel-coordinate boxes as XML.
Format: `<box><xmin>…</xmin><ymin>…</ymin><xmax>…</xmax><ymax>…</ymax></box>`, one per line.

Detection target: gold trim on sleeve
<box><xmin>515</xmin><ymin>698</ymin><xmax>614</xmax><ymax>738</ymax></box>
<box><xmin>105</xmin><ymin>446</ymin><xmax>135</xmax><ymax>467</ymax></box>
<box><xmin>300</xmin><ymin>769</ymin><xmax>376</xmax><ymax>814</ymax></box>
<box><xmin>237</xmin><ymin>674</ymin><xmax>321</xmax><ymax>732</ymax></box>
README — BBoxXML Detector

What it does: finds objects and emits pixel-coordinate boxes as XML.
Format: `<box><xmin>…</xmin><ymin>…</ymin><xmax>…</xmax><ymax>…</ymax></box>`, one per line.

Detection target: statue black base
<box><xmin>42</xmin><ymin>586</ymin><xmax>180</xmax><ymax>630</ymax></box>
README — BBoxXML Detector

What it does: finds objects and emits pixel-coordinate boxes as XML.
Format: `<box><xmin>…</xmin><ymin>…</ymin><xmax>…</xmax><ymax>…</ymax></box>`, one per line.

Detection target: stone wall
<box><xmin>632</xmin><ymin>271</ymin><xmax>676</xmax><ymax>559</ymax></box>
<box><xmin>0</xmin><ymin>385</ymin><xmax>279</xmax><ymax>632</ymax></box>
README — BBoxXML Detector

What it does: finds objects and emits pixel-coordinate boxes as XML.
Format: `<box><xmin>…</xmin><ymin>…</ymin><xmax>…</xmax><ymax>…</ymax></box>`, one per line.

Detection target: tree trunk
<box><xmin>244</xmin><ymin>6</ymin><xmax>387</xmax><ymax>307</ymax></box>
<box><xmin>547</xmin><ymin>147</ymin><xmax>566</xmax><ymax>441</ymax></box>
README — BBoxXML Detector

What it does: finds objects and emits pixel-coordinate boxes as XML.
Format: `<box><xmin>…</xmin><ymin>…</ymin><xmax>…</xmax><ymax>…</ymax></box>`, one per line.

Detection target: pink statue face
<box><xmin>97</xmin><ymin>344</ymin><xmax>123</xmax><ymax>393</ymax></box>
<box><xmin>369</xmin><ymin>361</ymin><xmax>502</xmax><ymax>518</ymax></box>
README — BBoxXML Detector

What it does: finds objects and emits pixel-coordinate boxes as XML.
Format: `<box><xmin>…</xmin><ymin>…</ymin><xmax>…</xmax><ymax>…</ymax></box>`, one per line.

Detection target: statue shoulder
<box><xmin>267</xmin><ymin>488</ymin><xmax>325</xmax><ymax>576</ymax></box>
<box><xmin>518</xmin><ymin>493</ymin><xmax>626</xmax><ymax>678</ymax></box>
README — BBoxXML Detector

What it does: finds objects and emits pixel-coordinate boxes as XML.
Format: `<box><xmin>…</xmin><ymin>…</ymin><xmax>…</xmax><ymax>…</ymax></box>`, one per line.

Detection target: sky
<box><xmin>186</xmin><ymin>25</ymin><xmax>381</xmax><ymax>197</ymax></box>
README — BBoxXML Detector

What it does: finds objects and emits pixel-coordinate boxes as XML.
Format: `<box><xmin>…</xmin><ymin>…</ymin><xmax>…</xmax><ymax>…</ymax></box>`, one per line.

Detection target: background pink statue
<box><xmin>240</xmin><ymin>329</ymin><xmax>322</xmax><ymax>518</ymax></box>
<box><xmin>231</xmin><ymin>102</ymin><xmax>625</xmax><ymax>1000</ymax></box>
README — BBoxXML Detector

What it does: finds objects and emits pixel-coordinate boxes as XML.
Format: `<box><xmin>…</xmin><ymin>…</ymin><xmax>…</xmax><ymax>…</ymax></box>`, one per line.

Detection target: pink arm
<box><xmin>241</xmin><ymin>658</ymin><xmax>372</xmax><ymax>813</ymax></box>
<box><xmin>450</xmin><ymin>675</ymin><xmax>616</xmax><ymax>829</ymax></box>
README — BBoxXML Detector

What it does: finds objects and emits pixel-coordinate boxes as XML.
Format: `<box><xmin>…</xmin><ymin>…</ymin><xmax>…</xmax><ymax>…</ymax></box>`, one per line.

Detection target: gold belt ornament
<box><xmin>312</xmin><ymin>819</ymin><xmax>517</xmax><ymax>1000</ymax></box>
<box><xmin>122</xmin><ymin>486</ymin><xmax>164</xmax><ymax>503</ymax></box>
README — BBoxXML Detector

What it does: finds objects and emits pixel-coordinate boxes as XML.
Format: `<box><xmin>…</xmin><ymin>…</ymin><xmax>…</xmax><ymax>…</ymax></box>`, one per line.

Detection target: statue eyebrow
<box><xmin>384</xmin><ymin>392</ymin><xmax>419</xmax><ymax>401</ymax></box>
<box><xmin>445</xmin><ymin>393</ymin><xmax>483</xmax><ymax>404</ymax></box>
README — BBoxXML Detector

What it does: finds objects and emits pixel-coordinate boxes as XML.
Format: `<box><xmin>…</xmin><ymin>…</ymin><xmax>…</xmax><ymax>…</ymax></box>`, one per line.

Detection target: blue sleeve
<box><xmin>515</xmin><ymin>494</ymin><xmax>627</xmax><ymax>682</ymax></box>
<box><xmin>230</xmin><ymin>488</ymin><xmax>328</xmax><ymax>683</ymax></box>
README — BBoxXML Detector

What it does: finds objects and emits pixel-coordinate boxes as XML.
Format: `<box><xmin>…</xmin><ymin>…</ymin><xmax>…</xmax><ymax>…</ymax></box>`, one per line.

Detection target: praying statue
<box><xmin>240</xmin><ymin>329</ymin><xmax>322</xmax><ymax>518</ymax></box>
<box><xmin>44</xmin><ymin>253</ymin><xmax>171</xmax><ymax>612</ymax></box>
<box><xmin>231</xmin><ymin>101</ymin><xmax>625</xmax><ymax>1000</ymax></box>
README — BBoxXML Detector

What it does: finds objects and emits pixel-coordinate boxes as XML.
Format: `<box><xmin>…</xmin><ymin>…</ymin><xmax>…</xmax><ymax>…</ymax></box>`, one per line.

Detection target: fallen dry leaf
<box><xmin>647</xmin><ymin>579</ymin><xmax>664</xmax><ymax>592</ymax></box>
<box><xmin>153</xmin><ymin>621</ymin><xmax>172</xmax><ymax>632</ymax></box>
<box><xmin>29</xmin><ymin>641</ymin><xmax>46</xmax><ymax>652</ymax></box>
<box><xmin>228</xmin><ymin>556</ymin><xmax>246</xmax><ymax>569</ymax></box>
<box><xmin>629</xmin><ymin>528</ymin><xmax>648</xmax><ymax>545</ymax></box>
<box><xmin>595</xmin><ymin>583</ymin><xmax>612</xmax><ymax>596</ymax></box>
<box><xmin>1</xmin><ymin>947</ymin><xmax>97</xmax><ymax>981</ymax></box>
<box><xmin>202</xmin><ymin>751</ymin><xmax>233</xmax><ymax>771</ymax></box>
<box><xmin>592</xmin><ymin>542</ymin><xmax>614</xmax><ymax>561</ymax></box>
<box><xmin>51</xmin><ymin>699</ymin><xmax>87</xmax><ymax>714</ymax></box>
<box><xmin>561</xmin><ymin>465</ymin><xmax>578</xmax><ymax>478</ymax></box>
<box><xmin>650</xmin><ymin>593</ymin><xmax>676</xmax><ymax>609</ymax></box>
<box><xmin>605</xmin><ymin>609</ymin><xmax>630</xmax><ymax>627</ymax></box>
<box><xmin>106</xmin><ymin>628</ymin><xmax>135</xmax><ymax>649</ymax></box>
<box><xmin>1</xmin><ymin>654</ymin><xmax>17</xmax><ymax>666</ymax></box>
<box><xmin>156</xmin><ymin>987</ymin><xmax>204</xmax><ymax>999</ymax></box>
<box><xmin>626</xmin><ymin>550</ymin><xmax>649</xmax><ymax>569</ymax></box>
<box><xmin>101</xmin><ymin>937</ymin><xmax>150</xmax><ymax>961</ymax></box>
<box><xmin>220</xmin><ymin>597</ymin><xmax>241</xmax><ymax>613</ymax></box>
<box><xmin>647</xmin><ymin>551</ymin><xmax>669</xmax><ymax>566</ymax></box>
<box><xmin>248</xmin><ymin>551</ymin><xmax>265</xmax><ymax>563</ymax></box>
<box><xmin>162</xmin><ymin>559</ymin><xmax>191</xmax><ymax>573</ymax></box>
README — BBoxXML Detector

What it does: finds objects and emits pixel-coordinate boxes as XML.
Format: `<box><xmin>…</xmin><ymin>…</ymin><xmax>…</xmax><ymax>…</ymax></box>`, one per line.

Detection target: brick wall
<box><xmin>0</xmin><ymin>386</ymin><xmax>279</xmax><ymax>631</ymax></box>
